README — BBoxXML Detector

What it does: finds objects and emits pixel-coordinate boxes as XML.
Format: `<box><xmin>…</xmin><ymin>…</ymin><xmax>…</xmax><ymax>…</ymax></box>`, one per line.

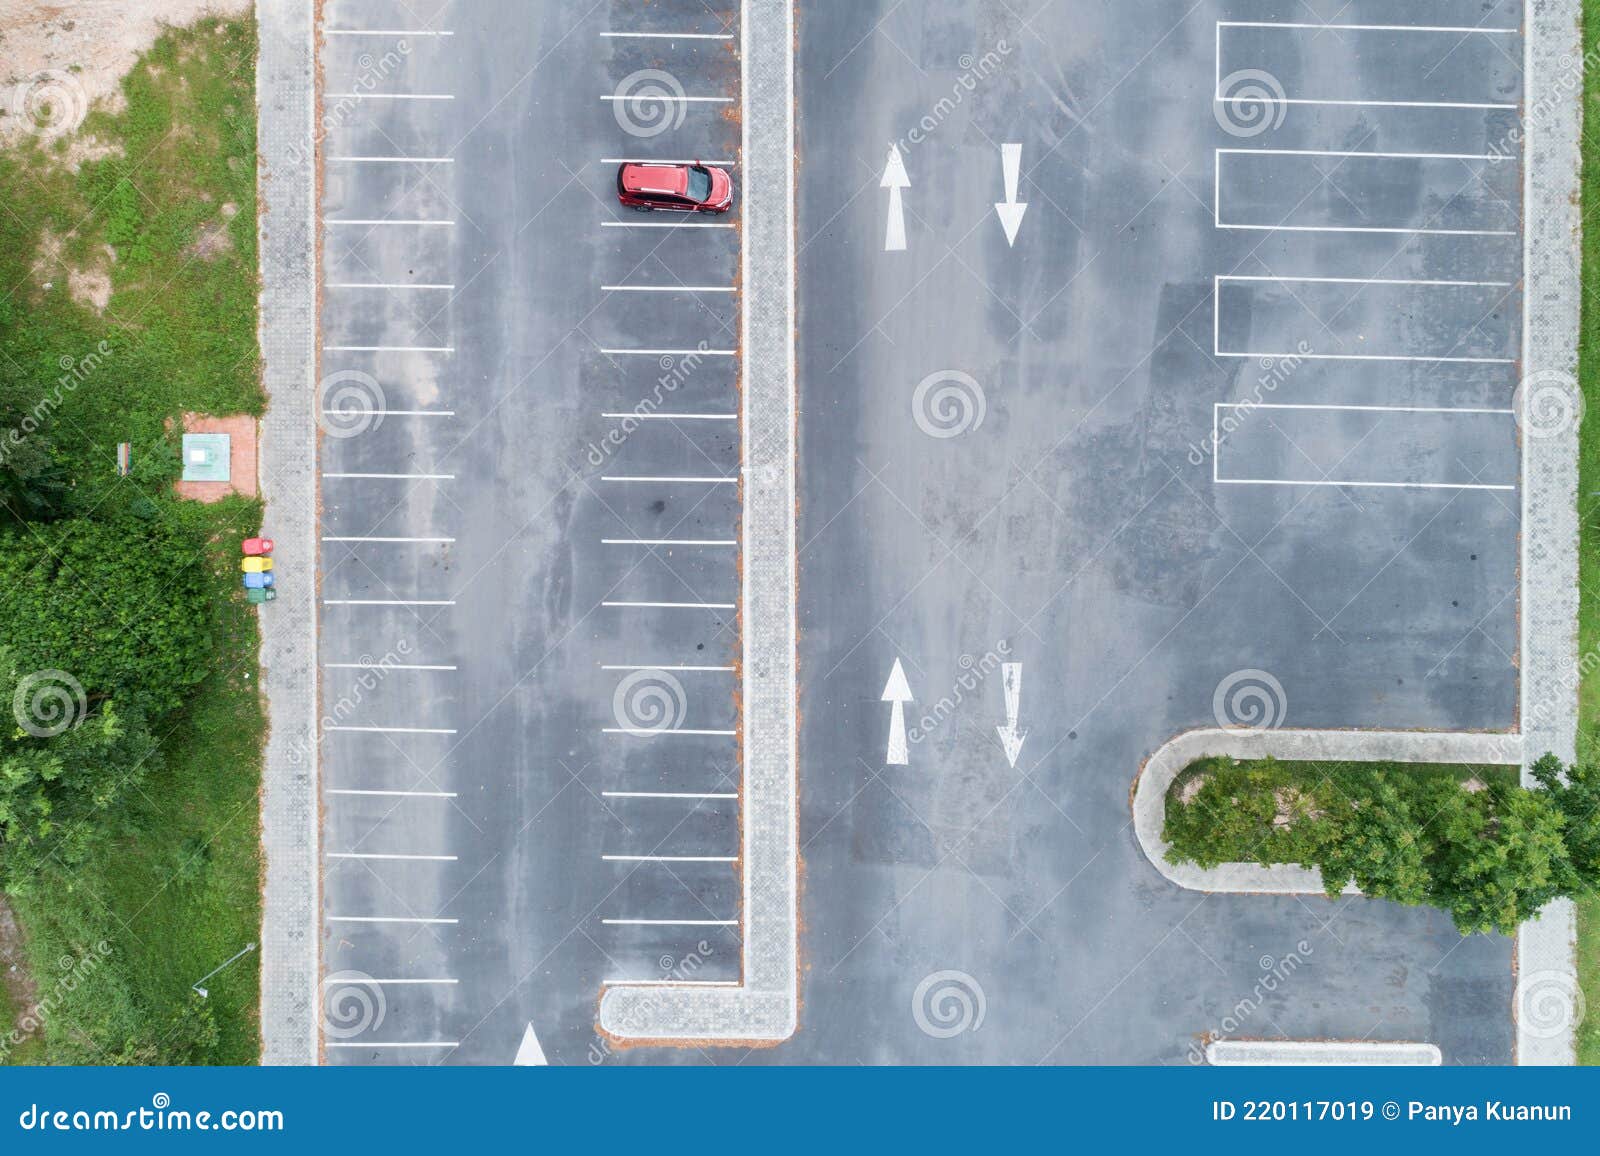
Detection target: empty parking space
<box><xmin>1214</xmin><ymin>275</ymin><xmax>1516</xmax><ymax>363</ymax></box>
<box><xmin>1215</xmin><ymin>148</ymin><xmax>1517</xmax><ymax>235</ymax></box>
<box><xmin>1213</xmin><ymin>403</ymin><xmax>1517</xmax><ymax>490</ymax></box>
<box><xmin>1216</xmin><ymin>21</ymin><xmax>1519</xmax><ymax>109</ymax></box>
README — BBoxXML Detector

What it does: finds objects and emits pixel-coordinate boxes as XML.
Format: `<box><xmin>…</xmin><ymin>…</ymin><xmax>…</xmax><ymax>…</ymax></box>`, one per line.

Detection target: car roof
<box><xmin>620</xmin><ymin>162</ymin><xmax>689</xmax><ymax>196</ymax></box>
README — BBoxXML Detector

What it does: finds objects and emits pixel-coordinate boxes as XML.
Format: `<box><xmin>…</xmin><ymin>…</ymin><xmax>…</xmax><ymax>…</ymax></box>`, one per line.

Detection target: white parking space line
<box><xmin>1218</xmin><ymin>275</ymin><xmax>1513</xmax><ymax>287</ymax></box>
<box><xmin>602</xmin><ymin>855</ymin><xmax>739</xmax><ymax>863</ymax></box>
<box><xmin>602</xmin><ymin>727</ymin><xmax>738</xmax><ymax>735</ymax></box>
<box><xmin>601</xmin><ymin>978</ymin><xmax>739</xmax><ymax>987</ymax></box>
<box><xmin>1218</xmin><ymin>403</ymin><xmax>1515</xmax><ymax>415</ymax></box>
<box><xmin>602</xmin><ymin>538</ymin><xmax>737</xmax><ymax>546</ymax></box>
<box><xmin>603</xmin><ymin>600</ymin><xmax>736</xmax><ymax>609</ymax></box>
<box><xmin>600</xmin><ymin>284</ymin><xmax>736</xmax><ymax>293</ymax></box>
<box><xmin>601</xmin><ymin>220</ymin><xmax>734</xmax><ymax>229</ymax></box>
<box><xmin>600</xmin><ymin>94</ymin><xmax>731</xmax><ymax>104</ymax></box>
<box><xmin>328</xmin><ymin>789</ymin><xmax>459</xmax><ymax>798</ymax></box>
<box><xmin>602</xmin><ymin>791</ymin><xmax>738</xmax><ymax>799</ymax></box>
<box><xmin>326</xmin><ymin>1041</ymin><xmax>460</xmax><ymax>1049</ymax></box>
<box><xmin>601</xmin><ymin>412</ymin><xmax>735</xmax><ymax>420</ymax></box>
<box><xmin>327</xmin><ymin>155</ymin><xmax>454</xmax><ymax>164</ymax></box>
<box><xmin>324</xmin><ymin>664</ymin><xmax>458</xmax><ymax>671</ymax></box>
<box><xmin>600</xmin><ymin>664</ymin><xmax>734</xmax><ymax>671</ymax></box>
<box><xmin>601</xmin><ymin>918</ymin><xmax>738</xmax><ymax>925</ymax></box>
<box><xmin>1220</xmin><ymin>147</ymin><xmax>1504</xmax><ymax>161</ymax></box>
<box><xmin>325</xmin><ymin>92</ymin><xmax>454</xmax><ymax>101</ymax></box>
<box><xmin>602</xmin><ymin>157</ymin><xmax>737</xmax><ymax>166</ymax></box>
<box><xmin>334</xmin><ymin>978</ymin><xmax>459</xmax><ymax>985</ymax></box>
<box><xmin>324</xmin><ymin>29</ymin><xmax>455</xmax><ymax>37</ymax></box>
<box><xmin>322</xmin><ymin>409</ymin><xmax>455</xmax><ymax>417</ymax></box>
<box><xmin>326</xmin><ymin>219</ymin><xmax>456</xmax><ymax>227</ymax></box>
<box><xmin>328</xmin><ymin>916</ymin><xmax>458</xmax><ymax>925</ymax></box>
<box><xmin>324</xmin><ymin>345</ymin><xmax>455</xmax><ymax>353</ymax></box>
<box><xmin>323</xmin><ymin>599</ymin><xmax>457</xmax><ymax>606</ymax></box>
<box><xmin>1219</xmin><ymin>21</ymin><xmax>1516</xmax><ymax>34</ymax></box>
<box><xmin>600</xmin><ymin>475</ymin><xmax>736</xmax><ymax>484</ymax></box>
<box><xmin>325</xmin><ymin>725</ymin><xmax>458</xmax><ymax>734</ymax></box>
<box><xmin>321</xmin><ymin>535</ymin><xmax>457</xmax><ymax>543</ymax></box>
<box><xmin>1214</xmin><ymin>479</ymin><xmax>1517</xmax><ymax>490</ymax></box>
<box><xmin>327</xmin><ymin>282</ymin><xmax>456</xmax><ymax>290</ymax></box>
<box><xmin>599</xmin><ymin>31</ymin><xmax>734</xmax><ymax>40</ymax></box>
<box><xmin>327</xmin><ymin>852</ymin><xmax>459</xmax><ymax>861</ymax></box>
<box><xmin>321</xmin><ymin>473</ymin><xmax>455</xmax><ymax>480</ymax></box>
<box><xmin>599</xmin><ymin>347</ymin><xmax>736</xmax><ymax>356</ymax></box>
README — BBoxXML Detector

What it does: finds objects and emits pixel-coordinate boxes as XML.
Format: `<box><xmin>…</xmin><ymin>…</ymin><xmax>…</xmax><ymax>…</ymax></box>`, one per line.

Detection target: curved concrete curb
<box><xmin>1133</xmin><ymin>728</ymin><xmax>1522</xmax><ymax>895</ymax></box>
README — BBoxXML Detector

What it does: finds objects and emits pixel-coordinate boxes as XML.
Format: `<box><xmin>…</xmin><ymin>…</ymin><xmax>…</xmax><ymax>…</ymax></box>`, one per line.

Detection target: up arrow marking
<box><xmin>514</xmin><ymin>1022</ymin><xmax>548</xmax><ymax>1065</ymax></box>
<box><xmin>882</xmin><ymin>658</ymin><xmax>914</xmax><ymax>766</ymax></box>
<box><xmin>994</xmin><ymin>142</ymin><xmax>1028</xmax><ymax>247</ymax></box>
<box><xmin>881</xmin><ymin>144</ymin><xmax>910</xmax><ymax>252</ymax></box>
<box><xmin>994</xmin><ymin>662</ymin><xmax>1027</xmax><ymax>768</ymax></box>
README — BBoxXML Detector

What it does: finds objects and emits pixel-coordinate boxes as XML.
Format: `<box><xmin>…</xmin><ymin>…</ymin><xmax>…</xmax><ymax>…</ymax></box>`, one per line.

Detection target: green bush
<box><xmin>1164</xmin><ymin>756</ymin><xmax>1596</xmax><ymax>935</ymax></box>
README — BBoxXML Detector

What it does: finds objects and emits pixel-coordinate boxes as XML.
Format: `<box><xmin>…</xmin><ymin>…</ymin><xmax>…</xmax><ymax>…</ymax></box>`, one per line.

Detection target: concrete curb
<box><xmin>598</xmin><ymin>0</ymin><xmax>798</xmax><ymax>1043</ymax></box>
<box><xmin>1207</xmin><ymin>1040</ymin><xmax>1442</xmax><ymax>1066</ymax></box>
<box><xmin>1133</xmin><ymin>728</ymin><xmax>1523</xmax><ymax>894</ymax></box>
<box><xmin>1515</xmin><ymin>0</ymin><xmax>1583</xmax><ymax>1068</ymax></box>
<box><xmin>255</xmin><ymin>0</ymin><xmax>319</xmax><ymax>1066</ymax></box>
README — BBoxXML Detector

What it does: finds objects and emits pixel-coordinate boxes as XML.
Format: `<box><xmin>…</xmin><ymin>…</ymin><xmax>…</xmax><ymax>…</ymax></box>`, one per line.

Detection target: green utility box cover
<box><xmin>181</xmin><ymin>433</ymin><xmax>231</xmax><ymax>483</ymax></box>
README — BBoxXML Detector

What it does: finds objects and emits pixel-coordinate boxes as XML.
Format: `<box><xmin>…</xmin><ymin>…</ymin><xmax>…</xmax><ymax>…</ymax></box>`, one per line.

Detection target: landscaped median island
<box><xmin>1163</xmin><ymin>755</ymin><xmax>1600</xmax><ymax>936</ymax></box>
<box><xmin>0</xmin><ymin>15</ymin><xmax>263</xmax><ymax>1063</ymax></box>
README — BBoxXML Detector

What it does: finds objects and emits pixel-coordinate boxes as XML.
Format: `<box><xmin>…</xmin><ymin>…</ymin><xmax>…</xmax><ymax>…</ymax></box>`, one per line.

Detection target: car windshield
<box><xmin>686</xmin><ymin>166</ymin><xmax>712</xmax><ymax>202</ymax></box>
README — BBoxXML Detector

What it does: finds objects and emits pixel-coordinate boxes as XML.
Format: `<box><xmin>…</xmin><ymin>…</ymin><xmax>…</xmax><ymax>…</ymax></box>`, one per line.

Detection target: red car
<box><xmin>616</xmin><ymin>161</ymin><xmax>733</xmax><ymax>214</ymax></box>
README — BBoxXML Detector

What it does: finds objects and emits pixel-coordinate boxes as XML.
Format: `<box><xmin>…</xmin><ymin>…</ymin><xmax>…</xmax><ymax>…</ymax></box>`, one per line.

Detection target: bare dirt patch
<box><xmin>0</xmin><ymin>0</ymin><xmax>250</xmax><ymax>146</ymax></box>
<box><xmin>0</xmin><ymin>894</ymin><xmax>39</xmax><ymax>1045</ymax></box>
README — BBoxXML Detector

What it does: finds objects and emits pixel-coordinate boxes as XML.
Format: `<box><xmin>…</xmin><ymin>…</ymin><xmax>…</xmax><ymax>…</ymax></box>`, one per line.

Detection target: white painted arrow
<box><xmin>994</xmin><ymin>662</ymin><xmax>1027</xmax><ymax>768</ymax></box>
<box><xmin>881</xmin><ymin>144</ymin><xmax>910</xmax><ymax>252</ymax></box>
<box><xmin>882</xmin><ymin>658</ymin><xmax>914</xmax><ymax>765</ymax></box>
<box><xmin>514</xmin><ymin>1022</ymin><xmax>547</xmax><ymax>1065</ymax></box>
<box><xmin>994</xmin><ymin>142</ymin><xmax>1028</xmax><ymax>247</ymax></box>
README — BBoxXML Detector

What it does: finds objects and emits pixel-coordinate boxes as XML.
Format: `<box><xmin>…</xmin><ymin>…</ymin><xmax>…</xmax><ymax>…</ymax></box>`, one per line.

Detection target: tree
<box><xmin>1424</xmin><ymin>784</ymin><xmax>1567</xmax><ymax>935</ymax></box>
<box><xmin>1316</xmin><ymin>775</ymin><xmax>1436</xmax><ymax>906</ymax></box>
<box><xmin>0</xmin><ymin>387</ymin><xmax>69</xmax><ymax>523</ymax></box>
<box><xmin>0</xmin><ymin>516</ymin><xmax>212</xmax><ymax>714</ymax></box>
<box><xmin>0</xmin><ymin>650</ymin><xmax>162</xmax><ymax>890</ymax></box>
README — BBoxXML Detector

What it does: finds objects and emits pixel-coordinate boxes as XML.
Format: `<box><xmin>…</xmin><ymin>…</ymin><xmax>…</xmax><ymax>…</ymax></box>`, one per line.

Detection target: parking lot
<box><xmin>316</xmin><ymin>0</ymin><xmax>746</xmax><ymax>1063</ymax></box>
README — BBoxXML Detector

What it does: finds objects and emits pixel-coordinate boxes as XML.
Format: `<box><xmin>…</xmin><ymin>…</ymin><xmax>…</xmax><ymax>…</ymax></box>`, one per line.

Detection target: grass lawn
<box><xmin>1578</xmin><ymin>0</ymin><xmax>1600</xmax><ymax>1070</ymax></box>
<box><xmin>0</xmin><ymin>17</ymin><xmax>263</xmax><ymax>1064</ymax></box>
